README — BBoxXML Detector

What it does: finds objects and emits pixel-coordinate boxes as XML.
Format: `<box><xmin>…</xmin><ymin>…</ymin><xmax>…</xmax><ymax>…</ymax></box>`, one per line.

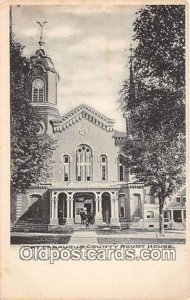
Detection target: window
<box><xmin>118</xmin><ymin>155</ymin><xmax>124</xmax><ymax>181</ymax></box>
<box><xmin>32</xmin><ymin>78</ymin><xmax>45</xmax><ymax>102</ymax></box>
<box><xmin>100</xmin><ymin>155</ymin><xmax>108</xmax><ymax>181</ymax></box>
<box><xmin>133</xmin><ymin>194</ymin><xmax>141</xmax><ymax>218</ymax></box>
<box><xmin>76</xmin><ymin>145</ymin><xmax>92</xmax><ymax>181</ymax></box>
<box><xmin>119</xmin><ymin>195</ymin><xmax>126</xmax><ymax>218</ymax></box>
<box><xmin>63</xmin><ymin>155</ymin><xmax>70</xmax><ymax>181</ymax></box>
<box><xmin>173</xmin><ymin>210</ymin><xmax>182</xmax><ymax>223</ymax></box>
<box><xmin>37</xmin><ymin>122</ymin><xmax>45</xmax><ymax>134</ymax></box>
<box><xmin>150</xmin><ymin>195</ymin><xmax>156</xmax><ymax>204</ymax></box>
<box><xmin>146</xmin><ymin>211</ymin><xmax>154</xmax><ymax>219</ymax></box>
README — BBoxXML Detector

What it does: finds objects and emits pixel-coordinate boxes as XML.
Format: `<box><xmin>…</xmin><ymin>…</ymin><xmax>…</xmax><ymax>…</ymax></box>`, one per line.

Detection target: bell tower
<box><xmin>30</xmin><ymin>21</ymin><xmax>59</xmax><ymax>134</ymax></box>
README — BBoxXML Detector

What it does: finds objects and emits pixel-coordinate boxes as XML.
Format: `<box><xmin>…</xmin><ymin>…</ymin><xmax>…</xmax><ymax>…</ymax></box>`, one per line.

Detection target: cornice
<box><xmin>51</xmin><ymin>104</ymin><xmax>115</xmax><ymax>133</ymax></box>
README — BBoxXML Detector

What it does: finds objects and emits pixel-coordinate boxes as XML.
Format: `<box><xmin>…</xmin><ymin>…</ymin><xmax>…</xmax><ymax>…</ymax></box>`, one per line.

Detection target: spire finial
<box><xmin>36</xmin><ymin>21</ymin><xmax>48</xmax><ymax>48</ymax></box>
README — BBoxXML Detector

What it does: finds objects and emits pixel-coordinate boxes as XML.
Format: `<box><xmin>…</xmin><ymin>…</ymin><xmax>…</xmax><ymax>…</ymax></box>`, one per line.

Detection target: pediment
<box><xmin>51</xmin><ymin>104</ymin><xmax>114</xmax><ymax>133</ymax></box>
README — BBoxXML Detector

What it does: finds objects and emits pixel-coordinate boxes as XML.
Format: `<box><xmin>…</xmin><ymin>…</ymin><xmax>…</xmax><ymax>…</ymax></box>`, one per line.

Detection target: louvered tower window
<box><xmin>32</xmin><ymin>78</ymin><xmax>45</xmax><ymax>102</ymax></box>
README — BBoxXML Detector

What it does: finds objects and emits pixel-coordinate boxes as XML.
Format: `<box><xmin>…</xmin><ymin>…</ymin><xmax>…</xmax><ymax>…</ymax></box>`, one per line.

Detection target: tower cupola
<box><xmin>30</xmin><ymin>21</ymin><xmax>60</xmax><ymax>134</ymax></box>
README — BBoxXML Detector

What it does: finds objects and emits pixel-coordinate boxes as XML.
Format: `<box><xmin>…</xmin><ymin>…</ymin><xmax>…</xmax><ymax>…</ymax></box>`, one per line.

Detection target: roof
<box><xmin>113</xmin><ymin>130</ymin><xmax>127</xmax><ymax>138</ymax></box>
<box><xmin>50</xmin><ymin>181</ymin><xmax>122</xmax><ymax>191</ymax></box>
<box><xmin>113</xmin><ymin>130</ymin><xmax>127</xmax><ymax>145</ymax></box>
<box><xmin>30</xmin><ymin>48</ymin><xmax>58</xmax><ymax>74</ymax></box>
<box><xmin>51</xmin><ymin>104</ymin><xmax>115</xmax><ymax>133</ymax></box>
<box><xmin>167</xmin><ymin>201</ymin><xmax>186</xmax><ymax>209</ymax></box>
<box><xmin>181</xmin><ymin>188</ymin><xmax>186</xmax><ymax>196</ymax></box>
<box><xmin>62</xmin><ymin>104</ymin><xmax>114</xmax><ymax>124</ymax></box>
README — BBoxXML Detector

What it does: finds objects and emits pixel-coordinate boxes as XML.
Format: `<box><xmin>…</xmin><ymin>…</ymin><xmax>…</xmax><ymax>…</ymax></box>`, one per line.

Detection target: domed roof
<box><xmin>30</xmin><ymin>48</ymin><xmax>55</xmax><ymax>70</ymax></box>
<box><xmin>30</xmin><ymin>26</ymin><xmax>58</xmax><ymax>75</ymax></box>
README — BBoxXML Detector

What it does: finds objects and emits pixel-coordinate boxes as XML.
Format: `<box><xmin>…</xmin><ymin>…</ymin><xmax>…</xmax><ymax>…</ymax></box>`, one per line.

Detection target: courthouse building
<box><xmin>15</xmin><ymin>36</ymin><xmax>170</xmax><ymax>230</ymax></box>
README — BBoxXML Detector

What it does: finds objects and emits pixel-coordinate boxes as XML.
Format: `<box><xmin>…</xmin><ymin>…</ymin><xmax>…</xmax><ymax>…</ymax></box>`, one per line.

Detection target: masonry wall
<box><xmin>53</xmin><ymin>118</ymin><xmax>121</xmax><ymax>183</ymax></box>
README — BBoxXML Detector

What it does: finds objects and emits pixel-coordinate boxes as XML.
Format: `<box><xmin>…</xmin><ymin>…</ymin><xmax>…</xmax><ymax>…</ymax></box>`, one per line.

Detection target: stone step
<box><xmin>12</xmin><ymin>223</ymin><xmax>48</xmax><ymax>232</ymax></box>
<box><xmin>120</xmin><ymin>225</ymin><xmax>130</xmax><ymax>230</ymax></box>
<box><xmin>120</xmin><ymin>221</ymin><xmax>130</xmax><ymax>230</ymax></box>
<box><xmin>74</xmin><ymin>224</ymin><xmax>96</xmax><ymax>231</ymax></box>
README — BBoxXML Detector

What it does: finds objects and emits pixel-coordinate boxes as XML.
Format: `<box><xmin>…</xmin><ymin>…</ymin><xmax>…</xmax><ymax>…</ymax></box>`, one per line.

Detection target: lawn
<box><xmin>11</xmin><ymin>235</ymin><xmax>71</xmax><ymax>244</ymax></box>
<box><xmin>97</xmin><ymin>237</ymin><xmax>186</xmax><ymax>244</ymax></box>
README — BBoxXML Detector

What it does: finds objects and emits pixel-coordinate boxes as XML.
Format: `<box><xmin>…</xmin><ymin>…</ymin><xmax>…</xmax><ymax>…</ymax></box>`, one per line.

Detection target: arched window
<box><xmin>76</xmin><ymin>145</ymin><xmax>92</xmax><ymax>181</ymax></box>
<box><xmin>118</xmin><ymin>155</ymin><xmax>124</xmax><ymax>181</ymax></box>
<box><xmin>32</xmin><ymin>78</ymin><xmax>45</xmax><ymax>102</ymax></box>
<box><xmin>63</xmin><ymin>155</ymin><xmax>70</xmax><ymax>182</ymax></box>
<box><xmin>100</xmin><ymin>155</ymin><xmax>108</xmax><ymax>181</ymax></box>
<box><xmin>146</xmin><ymin>211</ymin><xmax>154</xmax><ymax>219</ymax></box>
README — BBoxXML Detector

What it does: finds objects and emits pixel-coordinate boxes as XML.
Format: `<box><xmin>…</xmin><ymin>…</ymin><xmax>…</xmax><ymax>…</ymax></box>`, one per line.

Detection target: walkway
<box><xmin>68</xmin><ymin>230</ymin><xmax>98</xmax><ymax>244</ymax></box>
<box><xmin>11</xmin><ymin>229</ymin><xmax>185</xmax><ymax>245</ymax></box>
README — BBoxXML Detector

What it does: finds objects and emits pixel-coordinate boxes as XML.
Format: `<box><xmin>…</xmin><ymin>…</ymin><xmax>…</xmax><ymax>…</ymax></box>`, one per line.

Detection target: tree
<box><xmin>120</xmin><ymin>5</ymin><xmax>185</xmax><ymax>235</ymax></box>
<box><xmin>10</xmin><ymin>36</ymin><xmax>56</xmax><ymax>221</ymax></box>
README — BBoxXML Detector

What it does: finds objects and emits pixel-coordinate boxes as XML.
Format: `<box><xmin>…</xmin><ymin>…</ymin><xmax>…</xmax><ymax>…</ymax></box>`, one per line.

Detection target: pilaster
<box><xmin>110</xmin><ymin>193</ymin><xmax>120</xmax><ymax>227</ymax></box>
<box><xmin>66</xmin><ymin>194</ymin><xmax>74</xmax><ymax>225</ymax></box>
<box><xmin>50</xmin><ymin>198</ymin><xmax>58</xmax><ymax>225</ymax></box>
<box><xmin>95</xmin><ymin>193</ymin><xmax>103</xmax><ymax>225</ymax></box>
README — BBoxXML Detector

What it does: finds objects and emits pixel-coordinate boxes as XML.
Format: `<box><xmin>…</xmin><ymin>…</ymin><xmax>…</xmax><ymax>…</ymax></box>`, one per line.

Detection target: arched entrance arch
<box><xmin>102</xmin><ymin>192</ymin><xmax>111</xmax><ymax>224</ymax></box>
<box><xmin>73</xmin><ymin>192</ymin><xmax>96</xmax><ymax>224</ymax></box>
<box><xmin>58</xmin><ymin>193</ymin><xmax>67</xmax><ymax>225</ymax></box>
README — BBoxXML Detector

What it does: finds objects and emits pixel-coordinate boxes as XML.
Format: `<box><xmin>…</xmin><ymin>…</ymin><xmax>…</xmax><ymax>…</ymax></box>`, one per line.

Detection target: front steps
<box><xmin>12</xmin><ymin>221</ymin><xmax>121</xmax><ymax>232</ymax></box>
<box><xmin>11</xmin><ymin>222</ymin><xmax>48</xmax><ymax>232</ymax></box>
<box><xmin>120</xmin><ymin>221</ymin><xmax>130</xmax><ymax>230</ymax></box>
<box><xmin>74</xmin><ymin>224</ymin><xmax>97</xmax><ymax>231</ymax></box>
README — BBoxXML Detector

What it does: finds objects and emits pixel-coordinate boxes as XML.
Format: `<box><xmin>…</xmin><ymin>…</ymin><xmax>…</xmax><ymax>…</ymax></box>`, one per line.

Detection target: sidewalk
<box><xmin>68</xmin><ymin>230</ymin><xmax>98</xmax><ymax>244</ymax></box>
<box><xmin>96</xmin><ymin>230</ymin><xmax>186</xmax><ymax>240</ymax></box>
<box><xmin>11</xmin><ymin>229</ymin><xmax>185</xmax><ymax>243</ymax></box>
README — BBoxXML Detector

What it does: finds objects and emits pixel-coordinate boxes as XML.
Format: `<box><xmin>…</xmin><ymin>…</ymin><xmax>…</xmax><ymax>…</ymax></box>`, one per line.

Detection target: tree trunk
<box><xmin>159</xmin><ymin>198</ymin><xmax>165</xmax><ymax>236</ymax></box>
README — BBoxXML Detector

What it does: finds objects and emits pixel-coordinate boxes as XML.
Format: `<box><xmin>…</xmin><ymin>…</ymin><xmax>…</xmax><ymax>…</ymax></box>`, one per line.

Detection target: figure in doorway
<box><xmin>80</xmin><ymin>209</ymin><xmax>86</xmax><ymax>225</ymax></box>
<box><xmin>86</xmin><ymin>213</ymin><xmax>90</xmax><ymax>228</ymax></box>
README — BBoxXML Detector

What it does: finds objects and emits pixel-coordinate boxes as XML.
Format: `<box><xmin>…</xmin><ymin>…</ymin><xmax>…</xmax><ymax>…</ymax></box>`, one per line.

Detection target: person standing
<box><xmin>80</xmin><ymin>209</ymin><xmax>85</xmax><ymax>225</ymax></box>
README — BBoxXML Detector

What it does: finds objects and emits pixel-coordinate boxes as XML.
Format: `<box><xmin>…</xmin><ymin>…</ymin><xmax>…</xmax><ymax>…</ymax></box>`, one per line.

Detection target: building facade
<box><xmin>164</xmin><ymin>188</ymin><xmax>186</xmax><ymax>230</ymax></box>
<box><xmin>14</xmin><ymin>38</ymin><xmax>174</xmax><ymax>231</ymax></box>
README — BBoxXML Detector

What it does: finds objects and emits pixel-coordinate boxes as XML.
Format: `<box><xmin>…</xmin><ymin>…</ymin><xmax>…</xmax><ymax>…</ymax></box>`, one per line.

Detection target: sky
<box><xmin>12</xmin><ymin>5</ymin><xmax>142</xmax><ymax>131</ymax></box>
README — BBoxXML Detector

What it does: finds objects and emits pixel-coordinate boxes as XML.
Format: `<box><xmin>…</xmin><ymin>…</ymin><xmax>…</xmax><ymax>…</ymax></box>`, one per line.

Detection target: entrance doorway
<box><xmin>73</xmin><ymin>193</ymin><xmax>95</xmax><ymax>224</ymax></box>
<box><xmin>102</xmin><ymin>192</ymin><xmax>111</xmax><ymax>224</ymax></box>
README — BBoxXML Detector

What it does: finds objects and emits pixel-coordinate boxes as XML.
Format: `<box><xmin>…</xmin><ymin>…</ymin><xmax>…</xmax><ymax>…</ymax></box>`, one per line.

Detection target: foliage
<box><xmin>120</xmin><ymin>5</ymin><xmax>185</xmax><ymax>234</ymax></box>
<box><xmin>10</xmin><ymin>37</ymin><xmax>56</xmax><ymax>194</ymax></box>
